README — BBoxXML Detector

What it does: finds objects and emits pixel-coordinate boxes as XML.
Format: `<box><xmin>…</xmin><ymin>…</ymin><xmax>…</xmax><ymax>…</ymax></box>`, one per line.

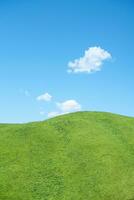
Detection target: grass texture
<box><xmin>0</xmin><ymin>112</ymin><xmax>134</xmax><ymax>200</ymax></box>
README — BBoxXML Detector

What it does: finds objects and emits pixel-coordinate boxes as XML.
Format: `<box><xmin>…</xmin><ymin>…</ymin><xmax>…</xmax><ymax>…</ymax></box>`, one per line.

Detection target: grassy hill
<box><xmin>0</xmin><ymin>112</ymin><xmax>134</xmax><ymax>200</ymax></box>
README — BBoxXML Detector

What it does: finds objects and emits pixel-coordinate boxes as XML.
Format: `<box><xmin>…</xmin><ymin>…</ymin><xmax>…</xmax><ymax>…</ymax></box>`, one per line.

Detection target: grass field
<box><xmin>0</xmin><ymin>112</ymin><xmax>134</xmax><ymax>200</ymax></box>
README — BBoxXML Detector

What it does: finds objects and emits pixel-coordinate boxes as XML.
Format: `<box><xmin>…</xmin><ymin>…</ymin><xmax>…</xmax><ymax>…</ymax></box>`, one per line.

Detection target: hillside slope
<box><xmin>0</xmin><ymin>112</ymin><xmax>134</xmax><ymax>200</ymax></box>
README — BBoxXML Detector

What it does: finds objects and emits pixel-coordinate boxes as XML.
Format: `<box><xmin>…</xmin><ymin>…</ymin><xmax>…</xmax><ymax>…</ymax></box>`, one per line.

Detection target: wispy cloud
<box><xmin>37</xmin><ymin>92</ymin><xmax>52</xmax><ymax>102</ymax></box>
<box><xmin>48</xmin><ymin>111</ymin><xmax>60</xmax><ymax>118</ymax></box>
<box><xmin>24</xmin><ymin>90</ymin><xmax>31</xmax><ymax>97</ymax></box>
<box><xmin>19</xmin><ymin>89</ymin><xmax>31</xmax><ymax>97</ymax></box>
<box><xmin>68</xmin><ymin>46</ymin><xmax>111</xmax><ymax>73</ymax></box>
<box><xmin>39</xmin><ymin>111</ymin><xmax>45</xmax><ymax>115</ymax></box>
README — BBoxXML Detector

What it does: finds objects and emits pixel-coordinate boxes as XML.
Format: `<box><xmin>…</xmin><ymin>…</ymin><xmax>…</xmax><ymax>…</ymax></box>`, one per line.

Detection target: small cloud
<box><xmin>68</xmin><ymin>46</ymin><xmax>111</xmax><ymax>73</ymax></box>
<box><xmin>57</xmin><ymin>99</ymin><xmax>81</xmax><ymax>113</ymax></box>
<box><xmin>37</xmin><ymin>93</ymin><xmax>52</xmax><ymax>102</ymax></box>
<box><xmin>48</xmin><ymin>111</ymin><xmax>60</xmax><ymax>118</ymax></box>
<box><xmin>47</xmin><ymin>100</ymin><xmax>81</xmax><ymax>119</ymax></box>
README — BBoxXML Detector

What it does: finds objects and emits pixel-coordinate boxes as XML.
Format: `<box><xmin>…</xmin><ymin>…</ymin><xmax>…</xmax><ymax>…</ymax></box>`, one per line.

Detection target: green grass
<box><xmin>0</xmin><ymin>111</ymin><xmax>134</xmax><ymax>200</ymax></box>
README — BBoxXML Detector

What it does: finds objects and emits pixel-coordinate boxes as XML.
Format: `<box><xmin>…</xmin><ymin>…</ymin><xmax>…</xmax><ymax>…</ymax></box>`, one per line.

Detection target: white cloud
<box><xmin>37</xmin><ymin>93</ymin><xmax>52</xmax><ymax>102</ymax></box>
<box><xmin>57</xmin><ymin>100</ymin><xmax>81</xmax><ymax>113</ymax></box>
<box><xmin>47</xmin><ymin>100</ymin><xmax>81</xmax><ymax>118</ymax></box>
<box><xmin>48</xmin><ymin>111</ymin><xmax>60</xmax><ymax>118</ymax></box>
<box><xmin>68</xmin><ymin>46</ymin><xmax>111</xmax><ymax>73</ymax></box>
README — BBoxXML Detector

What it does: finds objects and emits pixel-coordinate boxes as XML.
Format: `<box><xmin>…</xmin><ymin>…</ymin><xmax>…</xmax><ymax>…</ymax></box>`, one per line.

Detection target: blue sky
<box><xmin>0</xmin><ymin>0</ymin><xmax>134</xmax><ymax>123</ymax></box>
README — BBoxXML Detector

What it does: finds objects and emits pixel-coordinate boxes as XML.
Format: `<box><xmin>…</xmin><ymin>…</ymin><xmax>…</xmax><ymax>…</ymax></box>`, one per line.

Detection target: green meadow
<box><xmin>0</xmin><ymin>112</ymin><xmax>134</xmax><ymax>200</ymax></box>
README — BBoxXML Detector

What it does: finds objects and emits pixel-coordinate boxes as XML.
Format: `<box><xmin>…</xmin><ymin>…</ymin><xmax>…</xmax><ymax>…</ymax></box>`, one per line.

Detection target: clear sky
<box><xmin>0</xmin><ymin>0</ymin><xmax>134</xmax><ymax>123</ymax></box>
